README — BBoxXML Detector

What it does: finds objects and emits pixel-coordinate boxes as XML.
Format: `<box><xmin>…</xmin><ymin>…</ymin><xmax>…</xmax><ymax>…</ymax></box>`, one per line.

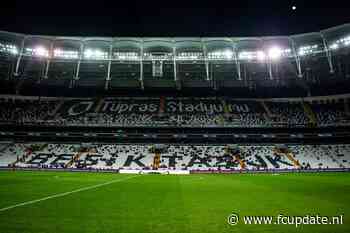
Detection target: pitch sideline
<box><xmin>0</xmin><ymin>175</ymin><xmax>141</xmax><ymax>212</ymax></box>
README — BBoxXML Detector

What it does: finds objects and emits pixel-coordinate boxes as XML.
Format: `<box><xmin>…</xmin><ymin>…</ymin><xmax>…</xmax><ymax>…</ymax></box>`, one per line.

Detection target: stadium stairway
<box><xmin>261</xmin><ymin>101</ymin><xmax>273</xmax><ymax>118</ymax></box>
<box><xmin>94</xmin><ymin>98</ymin><xmax>104</xmax><ymax>112</ymax></box>
<box><xmin>50</xmin><ymin>99</ymin><xmax>65</xmax><ymax>117</ymax></box>
<box><xmin>221</xmin><ymin>99</ymin><xmax>230</xmax><ymax>117</ymax></box>
<box><xmin>159</xmin><ymin>96</ymin><xmax>165</xmax><ymax>115</ymax></box>
<box><xmin>285</xmin><ymin>152</ymin><xmax>301</xmax><ymax>169</ymax></box>
<box><xmin>218</xmin><ymin>114</ymin><xmax>226</xmax><ymax>125</ymax></box>
<box><xmin>152</xmin><ymin>152</ymin><xmax>161</xmax><ymax>170</ymax></box>
<box><xmin>235</xmin><ymin>155</ymin><xmax>246</xmax><ymax>170</ymax></box>
<box><xmin>65</xmin><ymin>150</ymin><xmax>90</xmax><ymax>168</ymax></box>
<box><xmin>230</xmin><ymin>151</ymin><xmax>246</xmax><ymax>170</ymax></box>
<box><xmin>302</xmin><ymin>102</ymin><xmax>317</xmax><ymax>126</ymax></box>
<box><xmin>274</xmin><ymin>149</ymin><xmax>301</xmax><ymax>169</ymax></box>
<box><xmin>225</xmin><ymin>146</ymin><xmax>246</xmax><ymax>170</ymax></box>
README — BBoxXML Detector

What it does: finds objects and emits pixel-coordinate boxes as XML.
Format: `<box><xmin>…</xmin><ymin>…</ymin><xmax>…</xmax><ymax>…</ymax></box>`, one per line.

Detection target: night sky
<box><xmin>1</xmin><ymin>0</ymin><xmax>349</xmax><ymax>37</ymax></box>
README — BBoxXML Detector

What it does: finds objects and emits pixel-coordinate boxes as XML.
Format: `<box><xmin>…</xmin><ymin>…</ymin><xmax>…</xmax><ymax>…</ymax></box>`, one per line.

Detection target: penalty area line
<box><xmin>0</xmin><ymin>175</ymin><xmax>141</xmax><ymax>212</ymax></box>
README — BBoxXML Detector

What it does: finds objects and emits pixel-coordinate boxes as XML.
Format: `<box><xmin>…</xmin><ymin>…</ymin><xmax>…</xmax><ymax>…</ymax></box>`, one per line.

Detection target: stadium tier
<box><xmin>1</xmin><ymin>143</ymin><xmax>350</xmax><ymax>171</ymax></box>
<box><xmin>0</xmin><ymin>24</ymin><xmax>350</xmax><ymax>96</ymax></box>
<box><xmin>0</xmin><ymin>95</ymin><xmax>350</xmax><ymax>127</ymax></box>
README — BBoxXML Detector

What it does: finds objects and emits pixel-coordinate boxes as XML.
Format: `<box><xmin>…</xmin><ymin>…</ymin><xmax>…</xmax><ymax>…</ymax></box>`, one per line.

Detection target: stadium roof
<box><xmin>1</xmin><ymin>23</ymin><xmax>349</xmax><ymax>49</ymax></box>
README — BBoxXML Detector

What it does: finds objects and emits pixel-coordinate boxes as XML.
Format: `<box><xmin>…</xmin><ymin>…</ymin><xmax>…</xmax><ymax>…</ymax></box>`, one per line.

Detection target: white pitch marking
<box><xmin>0</xmin><ymin>175</ymin><xmax>140</xmax><ymax>212</ymax></box>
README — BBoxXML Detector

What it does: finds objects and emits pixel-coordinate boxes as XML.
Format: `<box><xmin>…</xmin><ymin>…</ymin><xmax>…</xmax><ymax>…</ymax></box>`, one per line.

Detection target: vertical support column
<box><xmin>268</xmin><ymin>62</ymin><xmax>273</xmax><ymax>80</ymax></box>
<box><xmin>105</xmin><ymin>42</ymin><xmax>113</xmax><ymax>90</ymax></box>
<box><xmin>320</xmin><ymin>33</ymin><xmax>335</xmax><ymax>74</ymax></box>
<box><xmin>232</xmin><ymin>40</ymin><xmax>241</xmax><ymax>81</ymax></box>
<box><xmin>14</xmin><ymin>36</ymin><xmax>26</xmax><ymax>77</ymax></box>
<box><xmin>75</xmin><ymin>43</ymin><xmax>84</xmax><ymax>80</ymax></box>
<box><xmin>173</xmin><ymin>42</ymin><xmax>180</xmax><ymax>90</ymax></box>
<box><xmin>44</xmin><ymin>40</ymin><xmax>55</xmax><ymax>79</ymax></box>
<box><xmin>243</xmin><ymin>62</ymin><xmax>248</xmax><ymax>86</ymax></box>
<box><xmin>173</xmin><ymin>44</ymin><xmax>177</xmax><ymax>82</ymax></box>
<box><xmin>236</xmin><ymin>61</ymin><xmax>241</xmax><ymax>81</ymax></box>
<box><xmin>72</xmin><ymin>42</ymin><xmax>84</xmax><ymax>88</ymax></box>
<box><xmin>202</xmin><ymin>39</ymin><xmax>210</xmax><ymax>81</ymax></box>
<box><xmin>289</xmin><ymin>37</ymin><xmax>303</xmax><ymax>78</ymax></box>
<box><xmin>262</xmin><ymin>39</ymin><xmax>273</xmax><ymax>80</ymax></box>
<box><xmin>140</xmin><ymin>40</ymin><xmax>144</xmax><ymax>90</ymax></box>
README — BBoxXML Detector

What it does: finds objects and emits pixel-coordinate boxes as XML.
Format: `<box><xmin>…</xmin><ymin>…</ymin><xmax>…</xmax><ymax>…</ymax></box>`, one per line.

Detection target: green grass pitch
<box><xmin>0</xmin><ymin>171</ymin><xmax>349</xmax><ymax>233</ymax></box>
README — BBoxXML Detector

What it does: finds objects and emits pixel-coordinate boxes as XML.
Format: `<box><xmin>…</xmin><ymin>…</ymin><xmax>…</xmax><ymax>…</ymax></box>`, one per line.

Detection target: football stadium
<box><xmin>1</xmin><ymin>12</ymin><xmax>350</xmax><ymax>233</ymax></box>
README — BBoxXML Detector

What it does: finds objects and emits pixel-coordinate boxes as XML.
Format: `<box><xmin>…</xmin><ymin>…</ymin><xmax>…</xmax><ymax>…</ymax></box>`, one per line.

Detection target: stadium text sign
<box><xmin>64</xmin><ymin>98</ymin><xmax>253</xmax><ymax>116</ymax></box>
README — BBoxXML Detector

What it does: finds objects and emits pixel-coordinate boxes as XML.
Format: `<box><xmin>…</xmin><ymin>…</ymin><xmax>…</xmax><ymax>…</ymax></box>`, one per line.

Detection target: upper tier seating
<box><xmin>1</xmin><ymin>97</ymin><xmax>349</xmax><ymax>127</ymax></box>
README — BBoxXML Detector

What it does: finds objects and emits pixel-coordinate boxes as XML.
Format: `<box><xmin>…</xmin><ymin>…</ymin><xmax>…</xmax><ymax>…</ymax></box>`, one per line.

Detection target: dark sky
<box><xmin>1</xmin><ymin>0</ymin><xmax>349</xmax><ymax>37</ymax></box>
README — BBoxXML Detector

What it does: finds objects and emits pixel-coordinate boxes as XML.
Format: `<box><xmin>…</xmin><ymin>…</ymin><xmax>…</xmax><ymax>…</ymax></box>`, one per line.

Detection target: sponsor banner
<box><xmin>60</xmin><ymin>98</ymin><xmax>258</xmax><ymax>116</ymax></box>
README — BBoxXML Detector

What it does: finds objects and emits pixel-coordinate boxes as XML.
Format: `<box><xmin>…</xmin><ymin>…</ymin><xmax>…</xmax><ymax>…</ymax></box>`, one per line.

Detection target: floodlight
<box><xmin>95</xmin><ymin>50</ymin><xmax>104</xmax><ymax>57</ymax></box>
<box><xmin>35</xmin><ymin>46</ymin><xmax>48</xmax><ymax>57</ymax></box>
<box><xmin>11</xmin><ymin>48</ymin><xmax>18</xmax><ymax>55</ymax></box>
<box><xmin>329</xmin><ymin>44</ymin><xmax>339</xmax><ymax>50</ymax></box>
<box><xmin>257</xmin><ymin>51</ymin><xmax>266</xmax><ymax>61</ymax></box>
<box><xmin>54</xmin><ymin>49</ymin><xmax>62</xmax><ymax>55</ymax></box>
<box><xmin>84</xmin><ymin>49</ymin><xmax>93</xmax><ymax>58</ymax></box>
<box><xmin>224</xmin><ymin>50</ymin><xmax>233</xmax><ymax>59</ymax></box>
<box><xmin>268</xmin><ymin>47</ymin><xmax>282</xmax><ymax>60</ymax></box>
<box><xmin>84</xmin><ymin>49</ymin><xmax>106</xmax><ymax>59</ymax></box>
<box><xmin>298</xmin><ymin>50</ymin><xmax>305</xmax><ymax>56</ymax></box>
<box><xmin>238</xmin><ymin>51</ymin><xmax>253</xmax><ymax>60</ymax></box>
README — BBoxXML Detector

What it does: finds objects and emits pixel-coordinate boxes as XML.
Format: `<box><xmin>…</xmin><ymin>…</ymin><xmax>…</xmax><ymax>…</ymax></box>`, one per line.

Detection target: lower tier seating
<box><xmin>1</xmin><ymin>143</ymin><xmax>350</xmax><ymax>171</ymax></box>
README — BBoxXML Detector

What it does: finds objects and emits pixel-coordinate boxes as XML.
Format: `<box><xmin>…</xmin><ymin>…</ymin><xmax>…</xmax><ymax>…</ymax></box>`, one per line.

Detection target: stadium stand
<box><xmin>1</xmin><ymin>25</ymin><xmax>350</xmax><ymax>175</ymax></box>
<box><xmin>0</xmin><ymin>95</ymin><xmax>350</xmax><ymax>127</ymax></box>
<box><xmin>2</xmin><ymin>143</ymin><xmax>350</xmax><ymax>171</ymax></box>
<box><xmin>267</xmin><ymin>102</ymin><xmax>309</xmax><ymax>127</ymax></box>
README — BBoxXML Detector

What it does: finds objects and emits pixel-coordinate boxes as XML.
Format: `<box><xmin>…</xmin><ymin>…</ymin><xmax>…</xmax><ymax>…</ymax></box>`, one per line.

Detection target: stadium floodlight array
<box><xmin>0</xmin><ymin>42</ymin><xmax>18</xmax><ymax>55</ymax></box>
<box><xmin>113</xmin><ymin>52</ymin><xmax>140</xmax><ymax>60</ymax></box>
<box><xmin>207</xmin><ymin>50</ymin><xmax>233</xmax><ymax>60</ymax></box>
<box><xmin>238</xmin><ymin>50</ymin><xmax>266</xmax><ymax>61</ymax></box>
<box><xmin>330</xmin><ymin>43</ymin><xmax>339</xmax><ymax>50</ymax></box>
<box><xmin>53</xmin><ymin>49</ymin><xmax>79</xmax><ymax>59</ymax></box>
<box><xmin>14</xmin><ymin>44</ymin><xmax>317</xmax><ymax>61</ymax></box>
<box><xmin>298</xmin><ymin>44</ymin><xmax>319</xmax><ymax>56</ymax></box>
<box><xmin>83</xmin><ymin>49</ymin><xmax>109</xmax><ymax>60</ymax></box>
<box><xmin>267</xmin><ymin>47</ymin><xmax>292</xmax><ymax>60</ymax></box>
<box><xmin>237</xmin><ymin>47</ymin><xmax>292</xmax><ymax>62</ymax></box>
<box><xmin>176</xmin><ymin>52</ymin><xmax>204</xmax><ymax>60</ymax></box>
<box><xmin>329</xmin><ymin>35</ymin><xmax>350</xmax><ymax>50</ymax></box>
<box><xmin>25</xmin><ymin>46</ymin><xmax>49</xmax><ymax>57</ymax></box>
<box><xmin>143</xmin><ymin>52</ymin><xmax>173</xmax><ymax>60</ymax></box>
